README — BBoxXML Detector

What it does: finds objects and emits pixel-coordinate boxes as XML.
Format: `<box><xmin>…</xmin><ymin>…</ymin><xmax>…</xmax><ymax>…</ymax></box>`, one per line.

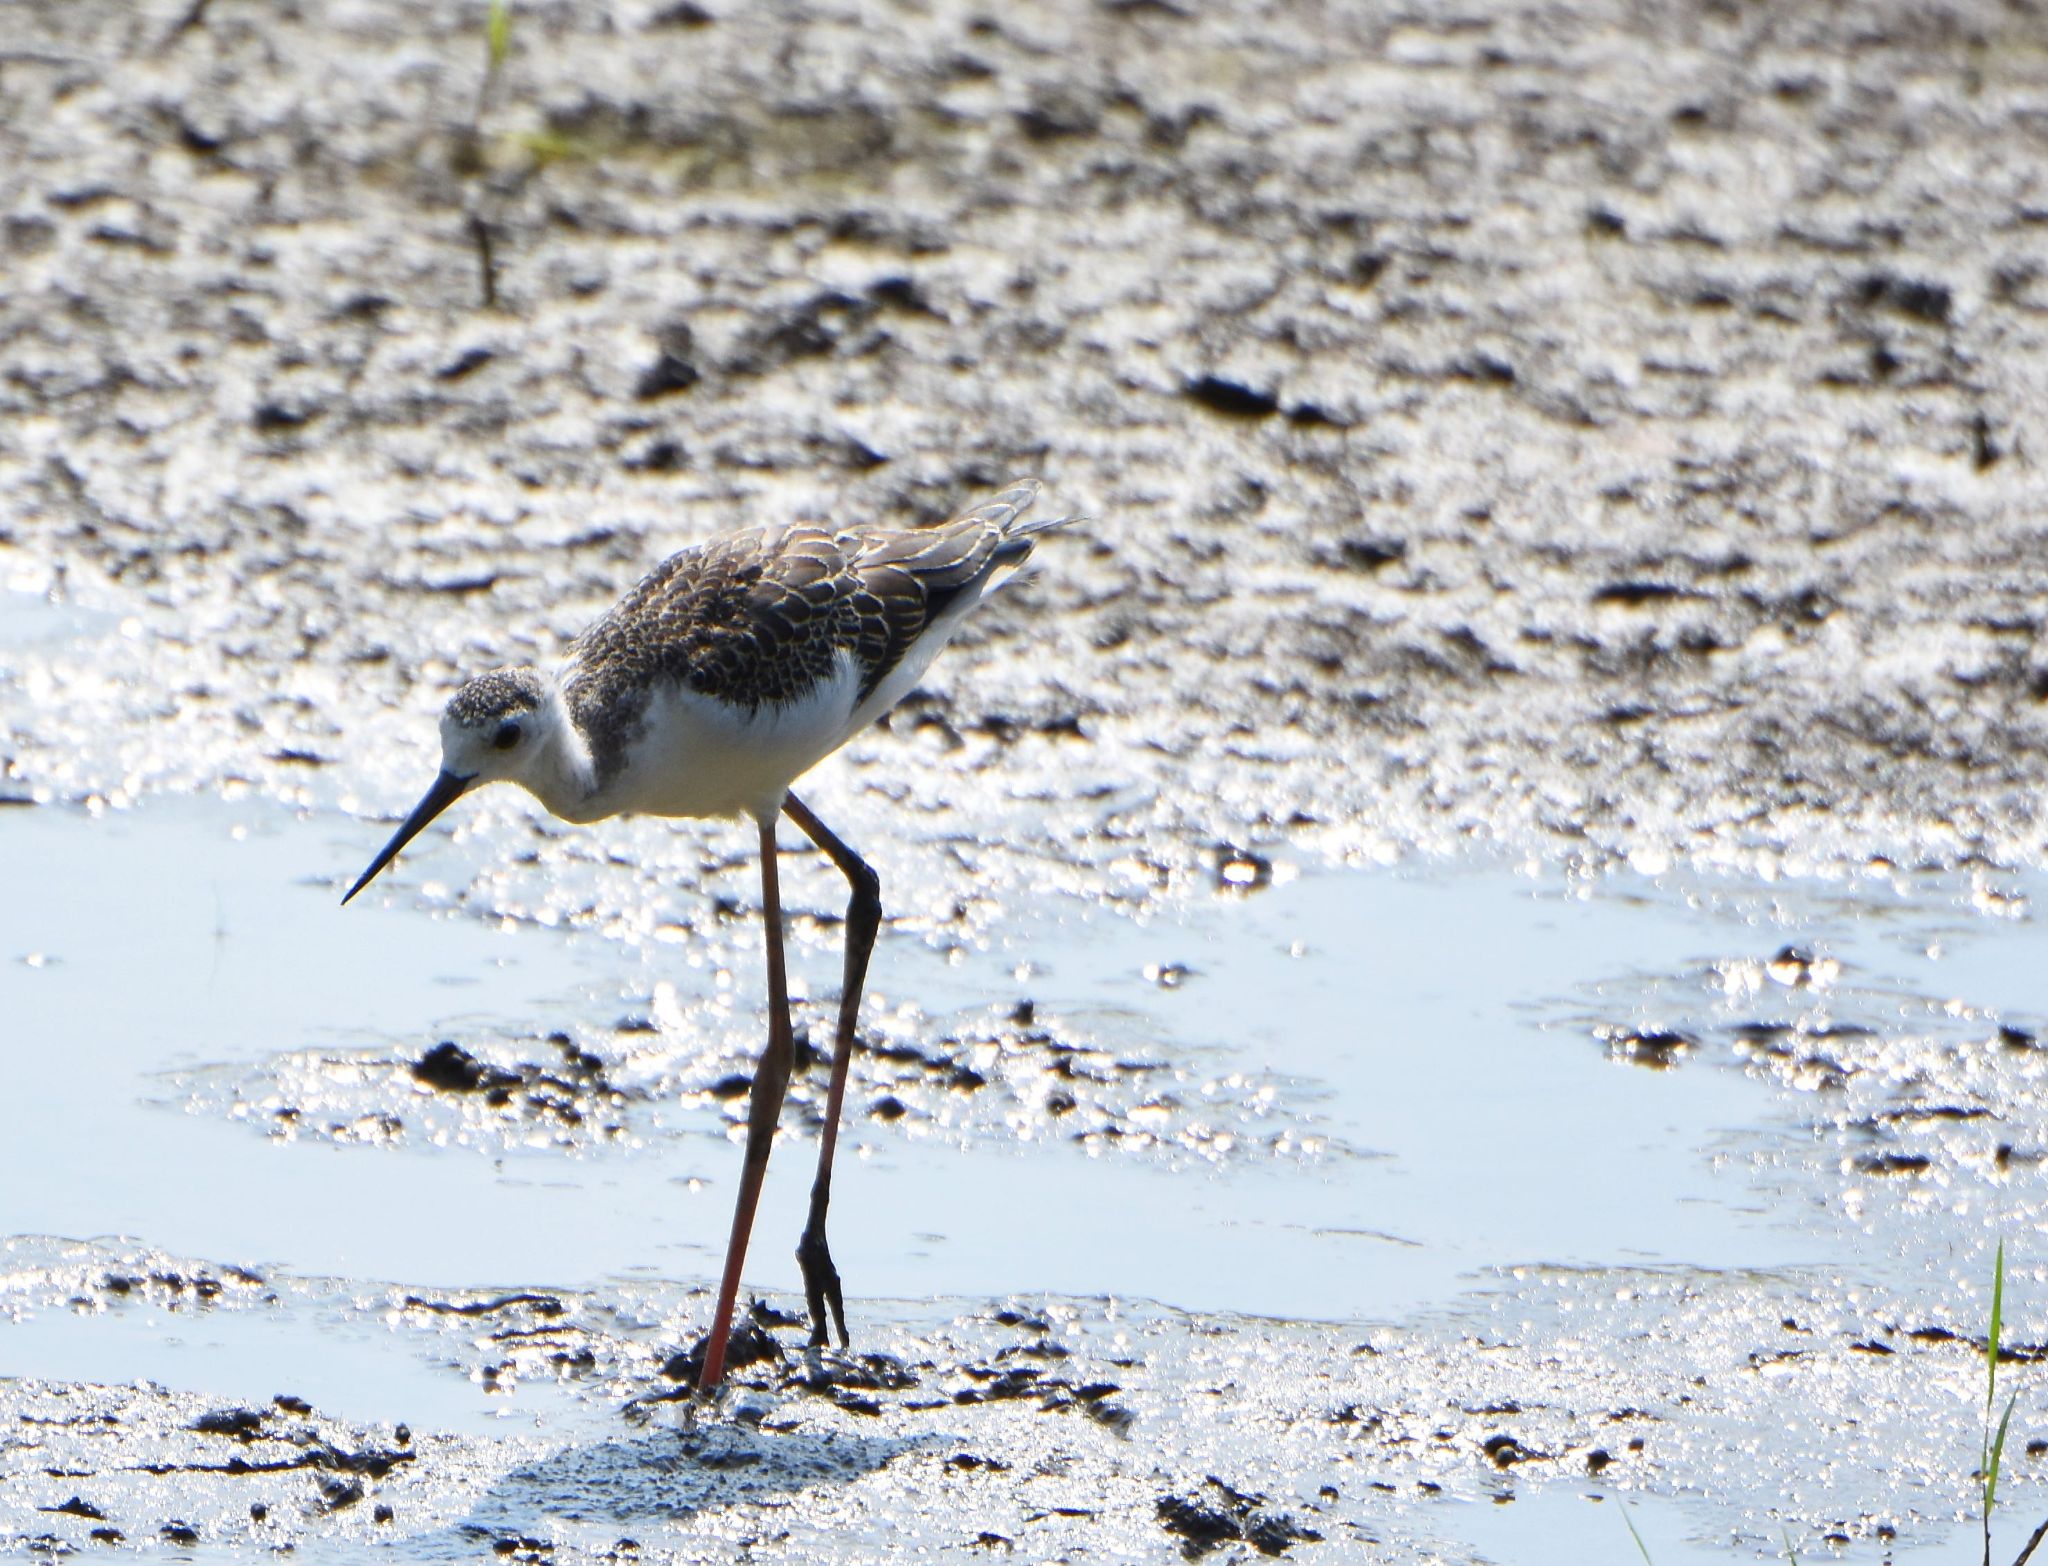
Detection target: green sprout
<box><xmin>486</xmin><ymin>0</ymin><xmax>511</xmax><ymax>74</ymax></box>
<box><xmin>1987</xmin><ymin>1238</ymin><xmax>2019</xmax><ymax>1566</ymax></box>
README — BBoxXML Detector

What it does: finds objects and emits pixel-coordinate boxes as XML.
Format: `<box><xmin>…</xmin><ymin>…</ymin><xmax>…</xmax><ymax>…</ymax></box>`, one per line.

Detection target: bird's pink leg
<box><xmin>781</xmin><ymin>790</ymin><xmax>880</xmax><ymax>1350</ymax></box>
<box><xmin>697</xmin><ymin>816</ymin><xmax>796</xmax><ymax>1394</ymax></box>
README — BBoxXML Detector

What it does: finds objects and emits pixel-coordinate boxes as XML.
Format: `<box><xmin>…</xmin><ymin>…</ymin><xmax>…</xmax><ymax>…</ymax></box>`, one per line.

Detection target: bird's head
<box><xmin>436</xmin><ymin>666</ymin><xmax>551</xmax><ymax>787</ymax></box>
<box><xmin>342</xmin><ymin>666</ymin><xmax>550</xmax><ymax>904</ymax></box>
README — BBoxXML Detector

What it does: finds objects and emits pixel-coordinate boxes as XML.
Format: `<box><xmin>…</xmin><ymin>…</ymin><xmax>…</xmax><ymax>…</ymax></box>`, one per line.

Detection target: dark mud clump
<box><xmin>179</xmin><ymin>1030</ymin><xmax>639</xmax><ymax>1153</ymax></box>
<box><xmin>412</xmin><ymin>1040</ymin><xmax>520</xmax><ymax>1095</ymax></box>
<box><xmin>1157</xmin><ymin>1477</ymin><xmax>1323</xmax><ymax>1559</ymax></box>
<box><xmin>410</xmin><ymin>1035</ymin><xmax>610</xmax><ymax>1120</ymax></box>
<box><xmin>658</xmin><ymin>1308</ymin><xmax>788</xmax><ymax>1391</ymax></box>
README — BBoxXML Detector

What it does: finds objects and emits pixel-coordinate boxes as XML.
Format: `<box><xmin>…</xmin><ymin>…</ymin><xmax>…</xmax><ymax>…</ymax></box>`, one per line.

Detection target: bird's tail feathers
<box><xmin>940</xmin><ymin>477</ymin><xmax>1042</xmax><ymax>535</ymax></box>
<box><xmin>992</xmin><ymin>511</ymin><xmax>1085</xmax><ymax>567</ymax></box>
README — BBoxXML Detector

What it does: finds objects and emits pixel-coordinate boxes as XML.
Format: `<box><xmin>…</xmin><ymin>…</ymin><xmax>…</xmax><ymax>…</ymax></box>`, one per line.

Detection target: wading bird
<box><xmin>343</xmin><ymin>480</ymin><xmax>1072</xmax><ymax>1391</ymax></box>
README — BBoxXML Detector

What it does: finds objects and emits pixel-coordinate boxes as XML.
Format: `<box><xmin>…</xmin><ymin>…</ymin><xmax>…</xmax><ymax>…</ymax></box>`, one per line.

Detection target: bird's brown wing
<box><xmin>563</xmin><ymin>483</ymin><xmax>1054</xmax><ymax>782</ymax></box>
<box><xmin>836</xmin><ymin>478</ymin><xmax>1049</xmax><ymax>695</ymax></box>
<box><xmin>564</xmin><ymin>524</ymin><xmax>852</xmax><ymax>783</ymax></box>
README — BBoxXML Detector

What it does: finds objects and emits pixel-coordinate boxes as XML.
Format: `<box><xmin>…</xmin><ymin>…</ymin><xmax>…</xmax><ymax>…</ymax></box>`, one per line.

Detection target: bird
<box><xmin>342</xmin><ymin>479</ymin><xmax>1073</xmax><ymax>1393</ymax></box>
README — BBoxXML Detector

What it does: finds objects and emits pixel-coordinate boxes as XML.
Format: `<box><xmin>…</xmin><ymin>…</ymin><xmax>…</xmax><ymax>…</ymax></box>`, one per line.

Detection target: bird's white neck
<box><xmin>519</xmin><ymin>684</ymin><xmax>605</xmax><ymax>823</ymax></box>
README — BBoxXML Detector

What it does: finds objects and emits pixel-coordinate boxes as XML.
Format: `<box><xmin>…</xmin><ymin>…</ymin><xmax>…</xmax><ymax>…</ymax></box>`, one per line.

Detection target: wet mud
<box><xmin>9</xmin><ymin>0</ymin><xmax>2048</xmax><ymax>1560</ymax></box>
<box><xmin>7</xmin><ymin>0</ymin><xmax>2048</xmax><ymax>886</ymax></box>
<box><xmin>3</xmin><ymin>1219</ymin><xmax>2041</xmax><ymax>1562</ymax></box>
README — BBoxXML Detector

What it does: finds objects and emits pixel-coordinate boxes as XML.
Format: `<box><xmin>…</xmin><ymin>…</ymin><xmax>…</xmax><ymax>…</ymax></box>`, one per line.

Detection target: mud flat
<box><xmin>7</xmin><ymin>0</ymin><xmax>2048</xmax><ymax>1559</ymax></box>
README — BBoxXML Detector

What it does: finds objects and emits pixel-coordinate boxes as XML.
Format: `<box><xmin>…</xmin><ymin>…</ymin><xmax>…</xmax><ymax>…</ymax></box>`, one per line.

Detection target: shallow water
<box><xmin>1433</xmin><ymin>1484</ymin><xmax>1934</xmax><ymax>1566</ymax></box>
<box><xmin>4</xmin><ymin>796</ymin><xmax>1821</xmax><ymax>1312</ymax></box>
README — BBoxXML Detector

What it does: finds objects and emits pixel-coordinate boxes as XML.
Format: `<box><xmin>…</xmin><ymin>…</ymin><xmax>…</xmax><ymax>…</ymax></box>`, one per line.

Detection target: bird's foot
<box><xmin>795</xmin><ymin>1222</ymin><xmax>851</xmax><ymax>1350</ymax></box>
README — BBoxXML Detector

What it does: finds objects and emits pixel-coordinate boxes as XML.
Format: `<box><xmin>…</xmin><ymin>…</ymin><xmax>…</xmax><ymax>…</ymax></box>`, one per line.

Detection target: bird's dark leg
<box><xmin>781</xmin><ymin>790</ymin><xmax>880</xmax><ymax>1351</ymax></box>
<box><xmin>697</xmin><ymin>815</ymin><xmax>797</xmax><ymax>1394</ymax></box>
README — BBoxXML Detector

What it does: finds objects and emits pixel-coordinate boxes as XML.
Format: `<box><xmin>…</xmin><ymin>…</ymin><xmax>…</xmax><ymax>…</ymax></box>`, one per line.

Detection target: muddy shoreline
<box><xmin>6</xmin><ymin>1</ymin><xmax>2048</xmax><ymax>885</ymax></box>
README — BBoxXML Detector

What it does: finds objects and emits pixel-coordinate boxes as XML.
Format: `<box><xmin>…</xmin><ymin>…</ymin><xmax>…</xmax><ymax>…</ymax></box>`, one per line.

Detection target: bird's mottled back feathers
<box><xmin>562</xmin><ymin>481</ymin><xmax>1064</xmax><ymax>785</ymax></box>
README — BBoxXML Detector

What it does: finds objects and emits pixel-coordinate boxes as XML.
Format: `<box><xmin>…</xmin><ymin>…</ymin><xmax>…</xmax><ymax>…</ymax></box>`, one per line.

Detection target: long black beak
<box><xmin>341</xmin><ymin>770</ymin><xmax>473</xmax><ymax>905</ymax></box>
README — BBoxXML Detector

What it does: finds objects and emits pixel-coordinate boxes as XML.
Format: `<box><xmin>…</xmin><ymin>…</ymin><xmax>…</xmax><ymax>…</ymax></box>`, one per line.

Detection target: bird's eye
<box><xmin>493</xmin><ymin>720</ymin><xmax>522</xmax><ymax>751</ymax></box>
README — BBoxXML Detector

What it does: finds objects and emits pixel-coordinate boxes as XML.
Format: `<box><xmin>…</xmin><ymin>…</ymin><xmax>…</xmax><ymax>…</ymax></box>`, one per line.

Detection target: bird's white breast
<box><xmin>598</xmin><ymin>652</ymin><xmax>866</xmax><ymax>822</ymax></box>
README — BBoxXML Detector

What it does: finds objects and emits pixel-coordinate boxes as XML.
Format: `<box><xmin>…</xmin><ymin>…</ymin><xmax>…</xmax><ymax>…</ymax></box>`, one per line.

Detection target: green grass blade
<box><xmin>486</xmin><ymin>0</ymin><xmax>511</xmax><ymax>71</ymax></box>
<box><xmin>1985</xmin><ymin>1239</ymin><xmax>2009</xmax><ymax>1520</ymax></box>
<box><xmin>1990</xmin><ymin>1239</ymin><xmax>2008</xmax><ymax>1422</ymax></box>
<box><xmin>1989</xmin><ymin>1388</ymin><xmax>2019</xmax><ymax>1518</ymax></box>
<box><xmin>1620</xmin><ymin>1500</ymin><xmax>1655</xmax><ymax>1565</ymax></box>
<box><xmin>1782</xmin><ymin>1526</ymin><xmax>1801</xmax><ymax>1565</ymax></box>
